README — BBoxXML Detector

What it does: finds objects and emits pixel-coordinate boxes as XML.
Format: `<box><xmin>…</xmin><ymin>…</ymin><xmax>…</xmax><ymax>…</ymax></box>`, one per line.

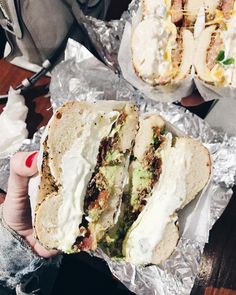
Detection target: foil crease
<box><xmin>95</xmin><ymin>239</ymin><xmax>204</xmax><ymax>295</ymax></box>
<box><xmin>49</xmin><ymin>41</ymin><xmax>236</xmax><ymax>295</ymax></box>
<box><xmin>50</xmin><ymin>39</ymin><xmax>137</xmax><ymax>110</ymax></box>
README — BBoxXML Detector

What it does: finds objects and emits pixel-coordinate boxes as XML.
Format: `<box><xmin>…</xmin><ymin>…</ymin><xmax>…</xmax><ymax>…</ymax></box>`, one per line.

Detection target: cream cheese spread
<box><xmin>132</xmin><ymin>18</ymin><xmax>177</xmax><ymax>84</ymax></box>
<box><xmin>56</xmin><ymin>110</ymin><xmax>119</xmax><ymax>252</ymax></box>
<box><xmin>124</xmin><ymin>134</ymin><xmax>192</xmax><ymax>265</ymax></box>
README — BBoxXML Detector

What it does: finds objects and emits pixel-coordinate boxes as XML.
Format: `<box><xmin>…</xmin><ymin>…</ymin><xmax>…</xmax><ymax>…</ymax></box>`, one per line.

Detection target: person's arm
<box><xmin>0</xmin><ymin>152</ymin><xmax>59</xmax><ymax>294</ymax></box>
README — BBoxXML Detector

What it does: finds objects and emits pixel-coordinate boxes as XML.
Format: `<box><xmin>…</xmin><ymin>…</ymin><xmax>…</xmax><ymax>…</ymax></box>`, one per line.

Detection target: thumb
<box><xmin>3</xmin><ymin>151</ymin><xmax>59</xmax><ymax>258</ymax></box>
<box><xmin>3</xmin><ymin>151</ymin><xmax>38</xmax><ymax>231</ymax></box>
<box><xmin>8</xmin><ymin>151</ymin><xmax>38</xmax><ymax>196</ymax></box>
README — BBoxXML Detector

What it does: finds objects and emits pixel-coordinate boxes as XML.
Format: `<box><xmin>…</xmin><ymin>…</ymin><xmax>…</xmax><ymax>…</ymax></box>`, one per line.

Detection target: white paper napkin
<box><xmin>0</xmin><ymin>87</ymin><xmax>28</xmax><ymax>159</ymax></box>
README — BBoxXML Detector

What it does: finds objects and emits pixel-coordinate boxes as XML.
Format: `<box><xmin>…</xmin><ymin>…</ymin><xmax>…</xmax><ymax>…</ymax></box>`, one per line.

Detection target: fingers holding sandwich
<box><xmin>4</xmin><ymin>152</ymin><xmax>38</xmax><ymax>234</ymax></box>
<box><xmin>3</xmin><ymin>152</ymin><xmax>58</xmax><ymax>258</ymax></box>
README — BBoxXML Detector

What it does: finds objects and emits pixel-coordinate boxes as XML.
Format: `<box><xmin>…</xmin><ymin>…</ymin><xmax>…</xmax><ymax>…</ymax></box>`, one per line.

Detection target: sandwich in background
<box><xmin>132</xmin><ymin>0</ymin><xmax>194</xmax><ymax>86</ymax></box>
<box><xmin>121</xmin><ymin>0</ymin><xmax>236</xmax><ymax>102</ymax></box>
<box><xmin>194</xmin><ymin>1</ymin><xmax>236</xmax><ymax>86</ymax></box>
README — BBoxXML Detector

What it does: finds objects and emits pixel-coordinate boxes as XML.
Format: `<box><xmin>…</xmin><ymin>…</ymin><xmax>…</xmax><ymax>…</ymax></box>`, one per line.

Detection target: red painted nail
<box><xmin>25</xmin><ymin>152</ymin><xmax>38</xmax><ymax>168</ymax></box>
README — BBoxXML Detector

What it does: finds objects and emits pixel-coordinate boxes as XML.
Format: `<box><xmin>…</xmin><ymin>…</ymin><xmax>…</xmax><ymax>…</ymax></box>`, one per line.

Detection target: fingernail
<box><xmin>25</xmin><ymin>152</ymin><xmax>38</xmax><ymax>168</ymax></box>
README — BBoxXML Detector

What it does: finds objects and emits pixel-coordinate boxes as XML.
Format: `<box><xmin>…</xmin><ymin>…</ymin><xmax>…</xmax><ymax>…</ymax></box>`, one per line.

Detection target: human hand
<box><xmin>3</xmin><ymin>152</ymin><xmax>58</xmax><ymax>258</ymax></box>
<box><xmin>181</xmin><ymin>91</ymin><xmax>205</xmax><ymax>107</ymax></box>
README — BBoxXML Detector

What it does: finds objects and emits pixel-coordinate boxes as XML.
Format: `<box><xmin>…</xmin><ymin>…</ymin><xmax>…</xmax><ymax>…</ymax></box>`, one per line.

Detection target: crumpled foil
<box><xmin>49</xmin><ymin>40</ymin><xmax>236</xmax><ymax>295</ymax></box>
<box><xmin>70</xmin><ymin>0</ymin><xmax>142</xmax><ymax>73</ymax></box>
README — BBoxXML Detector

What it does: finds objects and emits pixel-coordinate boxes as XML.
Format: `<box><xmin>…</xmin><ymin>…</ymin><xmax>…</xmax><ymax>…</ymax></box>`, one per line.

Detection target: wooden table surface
<box><xmin>1</xmin><ymin>1</ymin><xmax>236</xmax><ymax>294</ymax></box>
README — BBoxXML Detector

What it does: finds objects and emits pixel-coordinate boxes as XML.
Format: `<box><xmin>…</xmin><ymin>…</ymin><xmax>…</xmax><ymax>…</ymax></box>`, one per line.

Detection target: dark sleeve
<box><xmin>78</xmin><ymin>0</ymin><xmax>111</xmax><ymax>19</ymax></box>
<box><xmin>0</xmin><ymin>204</ymin><xmax>61</xmax><ymax>293</ymax></box>
<box><xmin>0</xmin><ymin>26</ymin><xmax>7</xmax><ymax>58</ymax></box>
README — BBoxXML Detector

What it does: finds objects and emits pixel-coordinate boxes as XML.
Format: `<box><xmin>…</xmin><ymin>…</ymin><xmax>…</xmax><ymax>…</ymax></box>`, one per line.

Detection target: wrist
<box><xmin>1</xmin><ymin>205</ymin><xmax>51</xmax><ymax>257</ymax></box>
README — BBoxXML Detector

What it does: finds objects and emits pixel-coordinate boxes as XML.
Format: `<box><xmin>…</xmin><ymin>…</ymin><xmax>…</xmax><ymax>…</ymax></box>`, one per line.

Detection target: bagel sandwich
<box><xmin>34</xmin><ymin>100</ymin><xmax>138</xmax><ymax>253</ymax></box>
<box><xmin>194</xmin><ymin>9</ymin><xmax>236</xmax><ymax>86</ymax></box>
<box><xmin>34</xmin><ymin>103</ymin><xmax>211</xmax><ymax>266</ymax></box>
<box><xmin>132</xmin><ymin>0</ymin><xmax>194</xmax><ymax>86</ymax></box>
<box><xmin>100</xmin><ymin>114</ymin><xmax>211</xmax><ymax>265</ymax></box>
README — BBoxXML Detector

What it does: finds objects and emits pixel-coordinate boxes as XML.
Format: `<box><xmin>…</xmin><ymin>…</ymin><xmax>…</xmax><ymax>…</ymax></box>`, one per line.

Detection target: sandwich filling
<box><xmin>100</xmin><ymin>117</ymin><xmax>167</xmax><ymax>258</ymax></box>
<box><xmin>171</xmin><ymin>0</ymin><xmax>184</xmax><ymax>25</ymax></box>
<box><xmin>142</xmin><ymin>0</ymin><xmax>171</xmax><ymax>18</ymax></box>
<box><xmin>75</xmin><ymin>111</ymin><xmax>135</xmax><ymax>251</ymax></box>
<box><xmin>183</xmin><ymin>0</ymin><xmax>234</xmax><ymax>26</ymax></box>
<box><xmin>204</xmin><ymin>0</ymin><xmax>235</xmax><ymax>21</ymax></box>
<box><xmin>99</xmin><ymin>114</ymin><xmax>210</xmax><ymax>265</ymax></box>
<box><xmin>54</xmin><ymin>110</ymin><xmax>119</xmax><ymax>252</ymax></box>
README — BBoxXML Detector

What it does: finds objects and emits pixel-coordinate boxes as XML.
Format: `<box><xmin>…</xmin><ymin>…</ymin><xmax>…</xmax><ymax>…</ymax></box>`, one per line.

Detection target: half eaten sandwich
<box><xmin>100</xmin><ymin>114</ymin><xmax>211</xmax><ymax>265</ymax></box>
<box><xmin>34</xmin><ymin>101</ymin><xmax>138</xmax><ymax>253</ymax></box>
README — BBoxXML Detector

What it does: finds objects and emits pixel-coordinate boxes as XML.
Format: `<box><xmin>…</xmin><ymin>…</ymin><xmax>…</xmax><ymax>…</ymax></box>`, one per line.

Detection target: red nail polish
<box><xmin>25</xmin><ymin>152</ymin><xmax>38</xmax><ymax>168</ymax></box>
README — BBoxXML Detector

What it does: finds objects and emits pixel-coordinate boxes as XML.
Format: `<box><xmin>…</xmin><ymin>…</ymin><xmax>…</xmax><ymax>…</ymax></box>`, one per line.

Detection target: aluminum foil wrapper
<box><xmin>49</xmin><ymin>40</ymin><xmax>236</xmax><ymax>295</ymax></box>
<box><xmin>50</xmin><ymin>39</ymin><xmax>138</xmax><ymax>110</ymax></box>
<box><xmin>69</xmin><ymin>0</ymin><xmax>140</xmax><ymax>73</ymax></box>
